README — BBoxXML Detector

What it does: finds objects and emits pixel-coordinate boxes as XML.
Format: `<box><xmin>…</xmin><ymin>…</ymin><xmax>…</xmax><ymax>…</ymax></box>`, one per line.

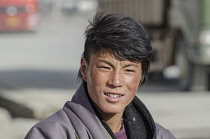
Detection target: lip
<box><xmin>103</xmin><ymin>92</ymin><xmax>124</xmax><ymax>103</ymax></box>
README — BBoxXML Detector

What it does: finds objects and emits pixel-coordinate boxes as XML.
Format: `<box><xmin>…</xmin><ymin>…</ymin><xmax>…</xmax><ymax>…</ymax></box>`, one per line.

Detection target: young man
<box><xmin>25</xmin><ymin>13</ymin><xmax>176</xmax><ymax>139</ymax></box>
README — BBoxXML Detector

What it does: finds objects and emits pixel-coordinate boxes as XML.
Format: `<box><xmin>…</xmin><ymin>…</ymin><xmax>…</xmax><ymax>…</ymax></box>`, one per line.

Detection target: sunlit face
<box><xmin>80</xmin><ymin>52</ymin><xmax>142</xmax><ymax>116</ymax></box>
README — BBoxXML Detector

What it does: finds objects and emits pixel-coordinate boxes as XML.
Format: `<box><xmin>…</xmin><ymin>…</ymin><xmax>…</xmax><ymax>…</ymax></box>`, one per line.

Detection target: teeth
<box><xmin>106</xmin><ymin>93</ymin><xmax>121</xmax><ymax>98</ymax></box>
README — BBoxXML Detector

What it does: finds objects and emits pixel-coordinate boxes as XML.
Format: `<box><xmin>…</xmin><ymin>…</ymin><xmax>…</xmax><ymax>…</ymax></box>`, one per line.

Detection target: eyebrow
<box><xmin>98</xmin><ymin>60</ymin><xmax>114</xmax><ymax>68</ymax></box>
<box><xmin>97</xmin><ymin>60</ymin><xmax>139</xmax><ymax>68</ymax></box>
<box><xmin>123</xmin><ymin>64</ymin><xmax>139</xmax><ymax>68</ymax></box>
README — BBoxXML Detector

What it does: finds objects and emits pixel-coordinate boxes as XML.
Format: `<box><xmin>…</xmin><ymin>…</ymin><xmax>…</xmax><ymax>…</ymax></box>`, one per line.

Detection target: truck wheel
<box><xmin>190</xmin><ymin>65</ymin><xmax>209</xmax><ymax>91</ymax></box>
<box><xmin>175</xmin><ymin>38</ymin><xmax>193</xmax><ymax>91</ymax></box>
<box><xmin>175</xmin><ymin>38</ymin><xmax>209</xmax><ymax>91</ymax></box>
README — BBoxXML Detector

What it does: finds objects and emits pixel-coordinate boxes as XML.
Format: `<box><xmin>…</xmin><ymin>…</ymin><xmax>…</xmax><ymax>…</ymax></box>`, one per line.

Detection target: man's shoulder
<box><xmin>155</xmin><ymin>123</ymin><xmax>176</xmax><ymax>139</ymax></box>
<box><xmin>25</xmin><ymin>108</ymin><xmax>74</xmax><ymax>139</ymax></box>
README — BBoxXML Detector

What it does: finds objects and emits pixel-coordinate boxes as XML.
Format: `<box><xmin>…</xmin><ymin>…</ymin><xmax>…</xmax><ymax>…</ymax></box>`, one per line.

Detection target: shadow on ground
<box><xmin>0</xmin><ymin>69</ymin><xmax>181</xmax><ymax>92</ymax></box>
<box><xmin>0</xmin><ymin>69</ymin><xmax>80</xmax><ymax>90</ymax></box>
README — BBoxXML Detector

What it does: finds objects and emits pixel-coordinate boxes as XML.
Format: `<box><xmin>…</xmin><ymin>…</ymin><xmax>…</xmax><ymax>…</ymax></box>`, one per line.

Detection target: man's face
<box><xmin>80</xmin><ymin>52</ymin><xmax>142</xmax><ymax>115</ymax></box>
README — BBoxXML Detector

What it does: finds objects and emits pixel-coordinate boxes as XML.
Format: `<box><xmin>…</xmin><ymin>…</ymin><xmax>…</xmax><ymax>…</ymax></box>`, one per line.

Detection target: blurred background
<box><xmin>0</xmin><ymin>0</ymin><xmax>210</xmax><ymax>139</ymax></box>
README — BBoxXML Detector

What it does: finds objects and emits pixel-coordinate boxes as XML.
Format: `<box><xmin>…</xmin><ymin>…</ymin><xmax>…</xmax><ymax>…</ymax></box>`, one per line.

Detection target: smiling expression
<box><xmin>80</xmin><ymin>52</ymin><xmax>142</xmax><ymax>116</ymax></box>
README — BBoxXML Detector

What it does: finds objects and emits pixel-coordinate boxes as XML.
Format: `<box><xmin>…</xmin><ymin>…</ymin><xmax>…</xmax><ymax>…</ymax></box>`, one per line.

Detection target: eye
<box><xmin>125</xmin><ymin>69</ymin><xmax>135</xmax><ymax>72</ymax></box>
<box><xmin>99</xmin><ymin>66</ymin><xmax>110</xmax><ymax>70</ymax></box>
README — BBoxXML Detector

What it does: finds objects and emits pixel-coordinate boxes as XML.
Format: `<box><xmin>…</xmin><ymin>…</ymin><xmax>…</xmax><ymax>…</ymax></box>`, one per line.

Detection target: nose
<box><xmin>107</xmin><ymin>71</ymin><xmax>123</xmax><ymax>88</ymax></box>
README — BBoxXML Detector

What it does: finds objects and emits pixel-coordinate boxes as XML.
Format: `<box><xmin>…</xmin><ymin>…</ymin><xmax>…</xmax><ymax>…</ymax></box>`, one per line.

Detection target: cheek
<box><xmin>88</xmin><ymin>68</ymin><xmax>107</xmax><ymax>90</ymax></box>
<box><xmin>89</xmin><ymin>70</ymin><xmax>100</xmax><ymax>84</ymax></box>
<box><xmin>126</xmin><ymin>74</ymin><xmax>142</xmax><ymax>85</ymax></box>
<box><xmin>125</xmin><ymin>74</ymin><xmax>142</xmax><ymax>93</ymax></box>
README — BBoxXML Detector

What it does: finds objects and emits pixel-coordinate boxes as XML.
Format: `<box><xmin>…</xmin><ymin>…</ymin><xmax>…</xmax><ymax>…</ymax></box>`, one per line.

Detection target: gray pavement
<box><xmin>0</xmin><ymin>89</ymin><xmax>210</xmax><ymax>139</ymax></box>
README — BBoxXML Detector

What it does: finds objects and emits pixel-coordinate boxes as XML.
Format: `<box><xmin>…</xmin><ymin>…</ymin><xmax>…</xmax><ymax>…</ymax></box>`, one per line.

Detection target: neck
<box><xmin>100</xmin><ymin>111</ymin><xmax>124</xmax><ymax>133</ymax></box>
<box><xmin>86</xmin><ymin>88</ymin><xmax>124</xmax><ymax>133</ymax></box>
<box><xmin>106</xmin><ymin>115</ymin><xmax>123</xmax><ymax>133</ymax></box>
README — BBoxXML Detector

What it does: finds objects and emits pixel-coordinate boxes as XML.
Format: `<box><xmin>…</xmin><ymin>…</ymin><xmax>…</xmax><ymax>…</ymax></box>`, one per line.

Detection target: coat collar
<box><xmin>70</xmin><ymin>82</ymin><xmax>156</xmax><ymax>139</ymax></box>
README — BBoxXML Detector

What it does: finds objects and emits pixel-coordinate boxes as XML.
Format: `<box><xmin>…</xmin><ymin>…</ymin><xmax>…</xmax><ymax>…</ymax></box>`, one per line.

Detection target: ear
<box><xmin>139</xmin><ymin>76</ymin><xmax>145</xmax><ymax>86</ymax></box>
<box><xmin>80</xmin><ymin>57</ymin><xmax>88</xmax><ymax>82</ymax></box>
<box><xmin>139</xmin><ymin>64</ymin><xmax>145</xmax><ymax>86</ymax></box>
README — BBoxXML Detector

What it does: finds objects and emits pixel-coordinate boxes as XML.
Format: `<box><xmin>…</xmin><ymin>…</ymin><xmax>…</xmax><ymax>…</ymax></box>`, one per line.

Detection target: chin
<box><xmin>101</xmin><ymin>106</ymin><xmax>124</xmax><ymax>114</ymax></box>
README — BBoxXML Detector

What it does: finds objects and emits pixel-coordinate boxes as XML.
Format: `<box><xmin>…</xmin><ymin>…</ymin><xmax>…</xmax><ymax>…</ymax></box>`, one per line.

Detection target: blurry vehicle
<box><xmin>0</xmin><ymin>0</ymin><xmax>39</xmax><ymax>32</ymax></box>
<box><xmin>77</xmin><ymin>0</ymin><xmax>98</xmax><ymax>14</ymax></box>
<box><xmin>61</xmin><ymin>0</ymin><xmax>77</xmax><ymax>15</ymax></box>
<box><xmin>98</xmin><ymin>0</ymin><xmax>210</xmax><ymax>91</ymax></box>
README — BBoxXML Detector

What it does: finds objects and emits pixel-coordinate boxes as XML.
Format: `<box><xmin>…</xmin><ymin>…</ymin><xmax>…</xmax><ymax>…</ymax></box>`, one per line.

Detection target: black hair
<box><xmin>78</xmin><ymin>12</ymin><xmax>153</xmax><ymax>85</ymax></box>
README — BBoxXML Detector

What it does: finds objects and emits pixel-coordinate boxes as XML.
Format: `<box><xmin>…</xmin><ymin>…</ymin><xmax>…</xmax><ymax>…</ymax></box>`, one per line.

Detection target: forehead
<box><xmin>91</xmin><ymin>51</ymin><xmax>141</xmax><ymax>65</ymax></box>
<box><xmin>91</xmin><ymin>51</ymin><xmax>122</xmax><ymax>61</ymax></box>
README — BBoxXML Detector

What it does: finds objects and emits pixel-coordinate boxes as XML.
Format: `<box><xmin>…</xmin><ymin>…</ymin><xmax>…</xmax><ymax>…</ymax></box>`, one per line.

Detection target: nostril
<box><xmin>107</xmin><ymin>78</ymin><xmax>123</xmax><ymax>88</ymax></box>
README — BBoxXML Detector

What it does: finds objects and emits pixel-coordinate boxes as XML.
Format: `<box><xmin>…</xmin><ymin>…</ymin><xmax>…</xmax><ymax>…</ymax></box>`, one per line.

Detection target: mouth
<box><xmin>104</xmin><ymin>93</ymin><xmax>124</xmax><ymax>98</ymax></box>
